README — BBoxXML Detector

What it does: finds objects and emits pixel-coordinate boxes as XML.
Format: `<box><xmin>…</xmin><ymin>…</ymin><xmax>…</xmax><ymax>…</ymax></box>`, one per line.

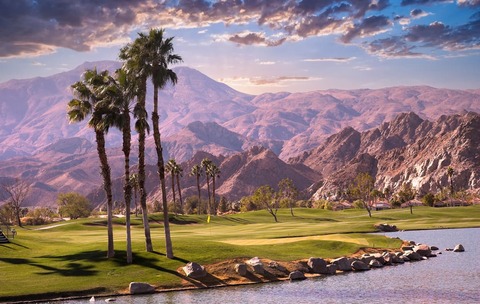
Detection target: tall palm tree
<box><xmin>119</xmin><ymin>35</ymin><xmax>154</xmax><ymax>252</ymax></box>
<box><xmin>207</xmin><ymin>163</ymin><xmax>221</xmax><ymax>215</ymax></box>
<box><xmin>101</xmin><ymin>68</ymin><xmax>136</xmax><ymax>264</ymax></box>
<box><xmin>144</xmin><ymin>28</ymin><xmax>182</xmax><ymax>259</ymax></box>
<box><xmin>67</xmin><ymin>68</ymin><xmax>116</xmax><ymax>258</ymax></box>
<box><xmin>201</xmin><ymin>158</ymin><xmax>213</xmax><ymax>216</ymax></box>
<box><xmin>166</xmin><ymin>159</ymin><xmax>178</xmax><ymax>214</ymax></box>
<box><xmin>190</xmin><ymin>164</ymin><xmax>203</xmax><ymax>214</ymax></box>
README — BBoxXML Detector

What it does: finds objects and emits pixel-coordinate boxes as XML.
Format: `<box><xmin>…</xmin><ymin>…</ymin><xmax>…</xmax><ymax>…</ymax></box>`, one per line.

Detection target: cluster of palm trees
<box><xmin>189</xmin><ymin>158</ymin><xmax>221</xmax><ymax>216</ymax></box>
<box><xmin>67</xmin><ymin>28</ymin><xmax>181</xmax><ymax>263</ymax></box>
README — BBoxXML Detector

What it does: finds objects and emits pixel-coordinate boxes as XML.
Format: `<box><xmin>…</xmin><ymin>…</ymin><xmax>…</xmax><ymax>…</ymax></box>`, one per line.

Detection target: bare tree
<box><xmin>2</xmin><ymin>179</ymin><xmax>30</xmax><ymax>227</ymax></box>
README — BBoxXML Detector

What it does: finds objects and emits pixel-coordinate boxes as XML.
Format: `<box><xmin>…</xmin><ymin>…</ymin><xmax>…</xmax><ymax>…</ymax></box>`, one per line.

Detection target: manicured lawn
<box><xmin>1</xmin><ymin>205</ymin><xmax>479</xmax><ymax>301</ymax></box>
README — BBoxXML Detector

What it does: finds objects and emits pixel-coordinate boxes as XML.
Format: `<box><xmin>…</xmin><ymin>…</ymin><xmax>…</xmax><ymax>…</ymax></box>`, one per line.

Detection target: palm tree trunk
<box><xmin>196</xmin><ymin>175</ymin><xmax>201</xmax><ymax>214</ymax></box>
<box><xmin>138</xmin><ymin>79</ymin><xmax>153</xmax><ymax>252</ymax></box>
<box><xmin>212</xmin><ymin>176</ymin><xmax>216</xmax><ymax>215</ymax></box>
<box><xmin>171</xmin><ymin>173</ymin><xmax>176</xmax><ymax>214</ymax></box>
<box><xmin>206</xmin><ymin>176</ymin><xmax>211</xmax><ymax>216</ymax></box>
<box><xmin>152</xmin><ymin>83</ymin><xmax>173</xmax><ymax>258</ymax></box>
<box><xmin>95</xmin><ymin>129</ymin><xmax>115</xmax><ymax>258</ymax></box>
<box><xmin>122</xmin><ymin>107</ymin><xmax>133</xmax><ymax>264</ymax></box>
<box><xmin>176</xmin><ymin>174</ymin><xmax>183</xmax><ymax>214</ymax></box>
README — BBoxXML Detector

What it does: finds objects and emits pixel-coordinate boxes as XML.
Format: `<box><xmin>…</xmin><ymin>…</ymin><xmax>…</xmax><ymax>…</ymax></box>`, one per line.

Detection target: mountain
<box><xmin>294</xmin><ymin>112</ymin><xmax>480</xmax><ymax>199</ymax></box>
<box><xmin>1</xmin><ymin>60</ymin><xmax>480</xmax><ymax>207</ymax></box>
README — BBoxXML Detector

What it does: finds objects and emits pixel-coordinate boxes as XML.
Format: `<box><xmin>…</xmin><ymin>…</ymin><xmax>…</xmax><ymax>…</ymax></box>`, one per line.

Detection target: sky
<box><xmin>0</xmin><ymin>0</ymin><xmax>479</xmax><ymax>95</ymax></box>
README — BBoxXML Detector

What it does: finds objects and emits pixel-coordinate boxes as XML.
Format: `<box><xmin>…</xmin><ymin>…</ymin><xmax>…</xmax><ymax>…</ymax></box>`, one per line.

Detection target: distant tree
<box><xmin>206</xmin><ymin>163</ymin><xmax>221</xmax><ymax>215</ymax></box>
<box><xmin>1</xmin><ymin>178</ymin><xmax>31</xmax><ymax>227</ymax></box>
<box><xmin>189</xmin><ymin>164</ymin><xmax>203</xmax><ymax>214</ymax></box>
<box><xmin>57</xmin><ymin>192</ymin><xmax>92</xmax><ymax>219</ymax></box>
<box><xmin>253</xmin><ymin>185</ymin><xmax>278</xmax><ymax>222</ymax></box>
<box><xmin>129</xmin><ymin>173</ymin><xmax>139</xmax><ymax>216</ymax></box>
<box><xmin>166</xmin><ymin>159</ymin><xmax>184</xmax><ymax>214</ymax></box>
<box><xmin>447</xmin><ymin>166</ymin><xmax>455</xmax><ymax>195</ymax></box>
<box><xmin>201</xmin><ymin>158</ymin><xmax>213</xmax><ymax>215</ymax></box>
<box><xmin>218</xmin><ymin>196</ymin><xmax>228</xmax><ymax>214</ymax></box>
<box><xmin>422</xmin><ymin>193</ymin><xmax>435</xmax><ymax>207</ymax></box>
<box><xmin>278</xmin><ymin>178</ymin><xmax>298</xmax><ymax>216</ymax></box>
<box><xmin>350</xmin><ymin>173</ymin><xmax>375</xmax><ymax>217</ymax></box>
<box><xmin>397</xmin><ymin>183</ymin><xmax>416</xmax><ymax>214</ymax></box>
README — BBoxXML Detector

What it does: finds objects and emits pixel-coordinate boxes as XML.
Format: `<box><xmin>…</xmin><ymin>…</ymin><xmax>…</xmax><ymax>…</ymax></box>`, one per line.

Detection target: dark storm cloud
<box><xmin>0</xmin><ymin>0</ymin><xmax>141</xmax><ymax>57</ymax></box>
<box><xmin>340</xmin><ymin>15</ymin><xmax>392</xmax><ymax>43</ymax></box>
<box><xmin>1</xmin><ymin>0</ymin><xmax>478</xmax><ymax>58</ymax></box>
<box><xmin>366</xmin><ymin>15</ymin><xmax>480</xmax><ymax>57</ymax></box>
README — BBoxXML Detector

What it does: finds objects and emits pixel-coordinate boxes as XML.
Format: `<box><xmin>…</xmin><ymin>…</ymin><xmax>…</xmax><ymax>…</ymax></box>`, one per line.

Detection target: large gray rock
<box><xmin>247</xmin><ymin>257</ymin><xmax>264</xmax><ymax>274</ymax></box>
<box><xmin>403</xmin><ymin>251</ymin><xmax>422</xmax><ymax>261</ymax></box>
<box><xmin>372</xmin><ymin>253</ymin><xmax>385</xmax><ymax>265</ymax></box>
<box><xmin>331</xmin><ymin>257</ymin><xmax>352</xmax><ymax>271</ymax></box>
<box><xmin>235</xmin><ymin>263</ymin><xmax>247</xmax><ymax>276</ymax></box>
<box><xmin>288</xmin><ymin>270</ymin><xmax>306</xmax><ymax>281</ymax></box>
<box><xmin>369</xmin><ymin>259</ymin><xmax>384</xmax><ymax>268</ymax></box>
<box><xmin>183</xmin><ymin>262</ymin><xmax>207</xmax><ymax>279</ymax></box>
<box><xmin>129</xmin><ymin>282</ymin><xmax>155</xmax><ymax>294</ymax></box>
<box><xmin>351</xmin><ymin>260</ymin><xmax>370</xmax><ymax>271</ymax></box>
<box><xmin>413</xmin><ymin>244</ymin><xmax>432</xmax><ymax>257</ymax></box>
<box><xmin>360</xmin><ymin>254</ymin><xmax>375</xmax><ymax>264</ymax></box>
<box><xmin>453</xmin><ymin>244</ymin><xmax>465</xmax><ymax>252</ymax></box>
<box><xmin>307</xmin><ymin>257</ymin><xmax>329</xmax><ymax>274</ymax></box>
<box><xmin>326</xmin><ymin>264</ymin><xmax>338</xmax><ymax>275</ymax></box>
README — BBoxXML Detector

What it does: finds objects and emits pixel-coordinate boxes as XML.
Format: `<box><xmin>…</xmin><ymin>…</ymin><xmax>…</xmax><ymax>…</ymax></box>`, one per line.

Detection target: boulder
<box><xmin>430</xmin><ymin>246</ymin><xmax>439</xmax><ymax>251</ymax></box>
<box><xmin>369</xmin><ymin>259</ymin><xmax>384</xmax><ymax>268</ymax></box>
<box><xmin>289</xmin><ymin>270</ymin><xmax>306</xmax><ymax>281</ymax></box>
<box><xmin>246</xmin><ymin>257</ymin><xmax>264</xmax><ymax>274</ymax></box>
<box><xmin>372</xmin><ymin>253</ymin><xmax>385</xmax><ymax>265</ymax></box>
<box><xmin>351</xmin><ymin>260</ymin><xmax>370</xmax><ymax>271</ymax></box>
<box><xmin>402</xmin><ymin>245</ymin><xmax>414</xmax><ymax>251</ymax></box>
<box><xmin>453</xmin><ymin>244</ymin><xmax>465</xmax><ymax>252</ymax></box>
<box><xmin>235</xmin><ymin>263</ymin><xmax>247</xmax><ymax>276</ymax></box>
<box><xmin>360</xmin><ymin>254</ymin><xmax>375</xmax><ymax>264</ymax></box>
<box><xmin>129</xmin><ymin>282</ymin><xmax>155</xmax><ymax>294</ymax></box>
<box><xmin>268</xmin><ymin>261</ymin><xmax>287</xmax><ymax>272</ymax></box>
<box><xmin>307</xmin><ymin>257</ymin><xmax>329</xmax><ymax>274</ymax></box>
<box><xmin>331</xmin><ymin>257</ymin><xmax>352</xmax><ymax>272</ymax></box>
<box><xmin>326</xmin><ymin>264</ymin><xmax>338</xmax><ymax>275</ymax></box>
<box><xmin>375</xmin><ymin>223</ymin><xmax>398</xmax><ymax>232</ymax></box>
<box><xmin>403</xmin><ymin>251</ymin><xmax>422</xmax><ymax>261</ymax></box>
<box><xmin>413</xmin><ymin>244</ymin><xmax>432</xmax><ymax>257</ymax></box>
<box><xmin>183</xmin><ymin>262</ymin><xmax>207</xmax><ymax>279</ymax></box>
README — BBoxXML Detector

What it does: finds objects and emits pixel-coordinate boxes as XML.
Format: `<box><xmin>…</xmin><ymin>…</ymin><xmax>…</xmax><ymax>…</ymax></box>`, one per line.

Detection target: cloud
<box><xmin>401</xmin><ymin>0</ymin><xmax>452</xmax><ymax>5</ymax></box>
<box><xmin>32</xmin><ymin>61</ymin><xmax>46</xmax><ymax>66</ymax></box>
<box><xmin>340</xmin><ymin>15</ymin><xmax>392</xmax><ymax>43</ymax></box>
<box><xmin>304</xmin><ymin>57</ymin><xmax>356</xmax><ymax>62</ymax></box>
<box><xmin>250</xmin><ymin>76</ymin><xmax>313</xmax><ymax>85</ymax></box>
<box><xmin>227</xmin><ymin>32</ymin><xmax>287</xmax><ymax>47</ymax></box>
<box><xmin>0</xmin><ymin>0</ymin><xmax>478</xmax><ymax>60</ymax></box>
<box><xmin>259</xmin><ymin>61</ymin><xmax>276</xmax><ymax>65</ymax></box>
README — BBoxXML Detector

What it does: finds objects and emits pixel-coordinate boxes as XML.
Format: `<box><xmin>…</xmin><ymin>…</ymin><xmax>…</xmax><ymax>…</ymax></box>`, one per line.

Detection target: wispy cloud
<box><xmin>304</xmin><ymin>57</ymin><xmax>356</xmax><ymax>63</ymax></box>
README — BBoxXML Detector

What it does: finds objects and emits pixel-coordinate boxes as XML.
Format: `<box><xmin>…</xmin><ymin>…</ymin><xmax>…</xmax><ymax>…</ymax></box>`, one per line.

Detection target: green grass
<box><xmin>1</xmin><ymin>205</ymin><xmax>479</xmax><ymax>301</ymax></box>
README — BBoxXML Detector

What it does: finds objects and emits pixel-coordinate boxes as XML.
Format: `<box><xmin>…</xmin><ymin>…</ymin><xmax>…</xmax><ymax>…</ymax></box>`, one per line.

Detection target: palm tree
<box><xmin>119</xmin><ymin>35</ymin><xmax>154</xmax><ymax>252</ymax></box>
<box><xmin>101</xmin><ymin>68</ymin><xmax>136</xmax><ymax>264</ymax></box>
<box><xmin>175</xmin><ymin>163</ymin><xmax>184</xmax><ymax>213</ymax></box>
<box><xmin>144</xmin><ymin>28</ymin><xmax>182</xmax><ymax>259</ymax></box>
<box><xmin>67</xmin><ymin>68</ymin><xmax>116</xmax><ymax>258</ymax></box>
<box><xmin>190</xmin><ymin>165</ymin><xmax>203</xmax><ymax>214</ymax></box>
<box><xmin>207</xmin><ymin>163</ymin><xmax>221</xmax><ymax>215</ymax></box>
<box><xmin>166</xmin><ymin>159</ymin><xmax>178</xmax><ymax>214</ymax></box>
<box><xmin>129</xmin><ymin>173</ymin><xmax>139</xmax><ymax>216</ymax></box>
<box><xmin>447</xmin><ymin>166</ymin><xmax>455</xmax><ymax>207</ymax></box>
<box><xmin>201</xmin><ymin>158</ymin><xmax>213</xmax><ymax>215</ymax></box>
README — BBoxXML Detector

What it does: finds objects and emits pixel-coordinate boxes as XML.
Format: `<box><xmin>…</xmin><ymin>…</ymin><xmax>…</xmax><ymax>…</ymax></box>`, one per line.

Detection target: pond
<box><xmin>59</xmin><ymin>228</ymin><xmax>480</xmax><ymax>304</ymax></box>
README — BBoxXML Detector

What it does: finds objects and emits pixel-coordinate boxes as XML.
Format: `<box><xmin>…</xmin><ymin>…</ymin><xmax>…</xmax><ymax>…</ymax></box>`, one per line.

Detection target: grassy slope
<box><xmin>1</xmin><ymin>206</ymin><xmax>479</xmax><ymax>301</ymax></box>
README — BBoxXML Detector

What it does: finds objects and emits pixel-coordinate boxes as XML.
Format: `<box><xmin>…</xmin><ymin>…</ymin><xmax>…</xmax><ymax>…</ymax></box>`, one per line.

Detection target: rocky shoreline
<box><xmin>127</xmin><ymin>239</ymin><xmax>465</xmax><ymax>295</ymax></box>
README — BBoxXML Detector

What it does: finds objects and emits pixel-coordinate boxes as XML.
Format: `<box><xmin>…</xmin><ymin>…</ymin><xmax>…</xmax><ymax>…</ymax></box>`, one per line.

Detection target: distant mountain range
<box><xmin>0</xmin><ymin>60</ymin><xmax>479</xmax><ymax>207</ymax></box>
